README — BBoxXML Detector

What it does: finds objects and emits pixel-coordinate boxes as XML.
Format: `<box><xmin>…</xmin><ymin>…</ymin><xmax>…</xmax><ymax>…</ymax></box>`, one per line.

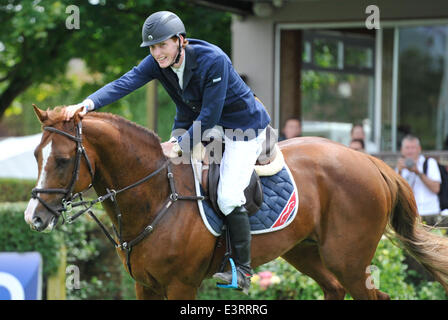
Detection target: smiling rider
<box><xmin>61</xmin><ymin>11</ymin><xmax>271</xmax><ymax>294</ymax></box>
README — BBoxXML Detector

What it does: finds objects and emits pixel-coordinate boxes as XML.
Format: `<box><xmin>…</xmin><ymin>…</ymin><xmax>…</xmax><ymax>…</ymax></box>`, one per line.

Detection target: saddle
<box><xmin>206</xmin><ymin>163</ymin><xmax>262</xmax><ymax>216</ymax></box>
<box><xmin>197</xmin><ymin>125</ymin><xmax>282</xmax><ymax>217</ymax></box>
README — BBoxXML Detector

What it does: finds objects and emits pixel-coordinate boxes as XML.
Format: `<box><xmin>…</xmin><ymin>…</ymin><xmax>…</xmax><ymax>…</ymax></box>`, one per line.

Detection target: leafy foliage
<box><xmin>198</xmin><ymin>236</ymin><xmax>448</xmax><ymax>300</ymax></box>
<box><xmin>0</xmin><ymin>202</ymin><xmax>62</xmax><ymax>276</ymax></box>
<box><xmin>3</xmin><ymin>201</ymin><xmax>448</xmax><ymax>300</ymax></box>
<box><xmin>0</xmin><ymin>0</ymin><xmax>231</xmax><ymax>121</ymax></box>
<box><xmin>0</xmin><ymin>201</ymin><xmax>132</xmax><ymax>299</ymax></box>
<box><xmin>0</xmin><ymin>178</ymin><xmax>37</xmax><ymax>202</ymax></box>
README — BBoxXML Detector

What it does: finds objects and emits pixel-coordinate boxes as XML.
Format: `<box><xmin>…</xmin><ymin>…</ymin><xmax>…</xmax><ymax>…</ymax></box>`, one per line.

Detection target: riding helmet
<box><xmin>140</xmin><ymin>11</ymin><xmax>186</xmax><ymax>48</ymax></box>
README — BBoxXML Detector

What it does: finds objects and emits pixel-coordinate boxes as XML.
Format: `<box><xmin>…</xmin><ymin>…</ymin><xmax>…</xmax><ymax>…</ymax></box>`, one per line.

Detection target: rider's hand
<box><xmin>161</xmin><ymin>137</ymin><xmax>183</xmax><ymax>158</ymax></box>
<box><xmin>61</xmin><ymin>99</ymin><xmax>94</xmax><ymax>121</ymax></box>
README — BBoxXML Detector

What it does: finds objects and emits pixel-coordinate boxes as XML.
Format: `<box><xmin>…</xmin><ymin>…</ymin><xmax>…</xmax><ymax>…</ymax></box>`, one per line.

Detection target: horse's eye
<box><xmin>55</xmin><ymin>157</ymin><xmax>71</xmax><ymax>167</ymax></box>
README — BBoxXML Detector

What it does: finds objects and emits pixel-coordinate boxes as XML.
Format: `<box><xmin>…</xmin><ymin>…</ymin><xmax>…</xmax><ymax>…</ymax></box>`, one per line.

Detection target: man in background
<box><xmin>396</xmin><ymin>134</ymin><xmax>441</xmax><ymax>225</ymax></box>
<box><xmin>396</xmin><ymin>134</ymin><xmax>444</xmax><ymax>281</ymax></box>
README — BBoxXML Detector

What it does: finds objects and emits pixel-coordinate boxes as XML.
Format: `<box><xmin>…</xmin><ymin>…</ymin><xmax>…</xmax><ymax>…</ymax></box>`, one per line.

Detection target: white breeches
<box><xmin>217</xmin><ymin>128</ymin><xmax>267</xmax><ymax>215</ymax></box>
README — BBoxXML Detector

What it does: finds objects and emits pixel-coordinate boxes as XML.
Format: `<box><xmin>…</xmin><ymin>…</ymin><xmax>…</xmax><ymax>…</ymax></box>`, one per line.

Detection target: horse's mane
<box><xmin>44</xmin><ymin>106</ymin><xmax>162</xmax><ymax>145</ymax></box>
<box><xmin>86</xmin><ymin>112</ymin><xmax>162</xmax><ymax>144</ymax></box>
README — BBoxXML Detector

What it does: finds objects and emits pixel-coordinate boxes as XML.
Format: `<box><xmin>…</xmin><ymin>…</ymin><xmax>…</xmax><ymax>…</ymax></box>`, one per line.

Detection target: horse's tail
<box><xmin>369</xmin><ymin>155</ymin><xmax>448</xmax><ymax>292</ymax></box>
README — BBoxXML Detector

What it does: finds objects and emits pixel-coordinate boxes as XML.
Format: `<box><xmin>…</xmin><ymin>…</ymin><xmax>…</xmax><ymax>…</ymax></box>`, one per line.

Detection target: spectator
<box><xmin>396</xmin><ymin>134</ymin><xmax>442</xmax><ymax>225</ymax></box>
<box><xmin>279</xmin><ymin>117</ymin><xmax>302</xmax><ymax>141</ymax></box>
<box><xmin>349</xmin><ymin>138</ymin><xmax>365</xmax><ymax>152</ymax></box>
<box><xmin>350</xmin><ymin>123</ymin><xmax>379</xmax><ymax>154</ymax></box>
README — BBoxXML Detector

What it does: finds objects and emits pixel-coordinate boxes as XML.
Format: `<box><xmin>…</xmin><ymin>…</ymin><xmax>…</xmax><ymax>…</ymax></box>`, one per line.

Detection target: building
<box><xmin>192</xmin><ymin>0</ymin><xmax>448</xmax><ymax>153</ymax></box>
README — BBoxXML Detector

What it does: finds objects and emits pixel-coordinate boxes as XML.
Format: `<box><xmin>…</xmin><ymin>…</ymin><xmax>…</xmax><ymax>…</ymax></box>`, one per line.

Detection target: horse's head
<box><xmin>24</xmin><ymin>105</ymin><xmax>95</xmax><ymax>232</ymax></box>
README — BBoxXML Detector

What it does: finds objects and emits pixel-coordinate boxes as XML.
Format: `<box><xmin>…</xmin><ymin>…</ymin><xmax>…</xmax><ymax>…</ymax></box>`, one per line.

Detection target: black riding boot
<box><xmin>213</xmin><ymin>206</ymin><xmax>253</xmax><ymax>294</ymax></box>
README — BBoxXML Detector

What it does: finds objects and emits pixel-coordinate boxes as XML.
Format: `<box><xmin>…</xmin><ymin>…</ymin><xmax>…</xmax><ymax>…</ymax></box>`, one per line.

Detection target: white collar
<box><xmin>171</xmin><ymin>53</ymin><xmax>186</xmax><ymax>74</ymax></box>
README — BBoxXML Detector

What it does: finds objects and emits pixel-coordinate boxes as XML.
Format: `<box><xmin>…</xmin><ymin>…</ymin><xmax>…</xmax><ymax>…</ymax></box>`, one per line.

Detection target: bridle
<box><xmin>31</xmin><ymin>121</ymin><xmax>94</xmax><ymax>219</ymax></box>
<box><xmin>30</xmin><ymin>120</ymin><xmax>204</xmax><ymax>278</ymax></box>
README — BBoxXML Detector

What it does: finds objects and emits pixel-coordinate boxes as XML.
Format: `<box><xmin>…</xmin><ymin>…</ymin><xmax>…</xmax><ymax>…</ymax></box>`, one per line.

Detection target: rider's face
<box><xmin>150</xmin><ymin>38</ymin><xmax>179</xmax><ymax>68</ymax></box>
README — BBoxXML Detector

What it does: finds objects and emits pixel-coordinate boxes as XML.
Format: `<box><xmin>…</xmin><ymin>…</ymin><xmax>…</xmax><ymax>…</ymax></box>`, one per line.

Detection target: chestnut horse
<box><xmin>25</xmin><ymin>106</ymin><xmax>448</xmax><ymax>300</ymax></box>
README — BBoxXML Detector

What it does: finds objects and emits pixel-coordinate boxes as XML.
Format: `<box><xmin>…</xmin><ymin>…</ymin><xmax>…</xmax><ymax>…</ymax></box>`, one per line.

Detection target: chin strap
<box><xmin>170</xmin><ymin>34</ymin><xmax>183</xmax><ymax>67</ymax></box>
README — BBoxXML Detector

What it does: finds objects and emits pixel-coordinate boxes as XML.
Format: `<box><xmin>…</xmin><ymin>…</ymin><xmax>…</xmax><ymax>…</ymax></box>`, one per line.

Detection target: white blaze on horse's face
<box><xmin>24</xmin><ymin>141</ymin><xmax>53</xmax><ymax>226</ymax></box>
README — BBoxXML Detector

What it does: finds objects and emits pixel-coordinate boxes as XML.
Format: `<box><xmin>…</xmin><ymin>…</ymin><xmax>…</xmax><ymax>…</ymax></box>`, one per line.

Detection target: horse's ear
<box><xmin>73</xmin><ymin>106</ymin><xmax>84</xmax><ymax>124</ymax></box>
<box><xmin>33</xmin><ymin>104</ymin><xmax>48</xmax><ymax>123</ymax></box>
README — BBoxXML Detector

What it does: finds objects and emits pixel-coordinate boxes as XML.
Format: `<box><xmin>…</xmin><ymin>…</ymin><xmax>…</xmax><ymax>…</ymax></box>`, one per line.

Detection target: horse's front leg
<box><xmin>135</xmin><ymin>282</ymin><xmax>165</xmax><ymax>300</ymax></box>
<box><xmin>165</xmin><ymin>278</ymin><xmax>198</xmax><ymax>300</ymax></box>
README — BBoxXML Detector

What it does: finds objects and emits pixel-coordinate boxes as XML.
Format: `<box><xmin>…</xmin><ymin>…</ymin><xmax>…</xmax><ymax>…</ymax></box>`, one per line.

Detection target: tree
<box><xmin>0</xmin><ymin>0</ymin><xmax>231</xmax><ymax>119</ymax></box>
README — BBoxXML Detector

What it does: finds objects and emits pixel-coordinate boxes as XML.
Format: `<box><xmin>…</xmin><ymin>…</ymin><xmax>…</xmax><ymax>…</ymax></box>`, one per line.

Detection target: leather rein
<box><xmin>31</xmin><ymin>121</ymin><xmax>204</xmax><ymax>278</ymax></box>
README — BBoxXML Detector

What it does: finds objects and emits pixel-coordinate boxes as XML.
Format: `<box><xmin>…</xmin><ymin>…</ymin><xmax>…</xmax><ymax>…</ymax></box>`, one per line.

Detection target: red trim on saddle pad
<box><xmin>272</xmin><ymin>191</ymin><xmax>297</xmax><ymax>229</ymax></box>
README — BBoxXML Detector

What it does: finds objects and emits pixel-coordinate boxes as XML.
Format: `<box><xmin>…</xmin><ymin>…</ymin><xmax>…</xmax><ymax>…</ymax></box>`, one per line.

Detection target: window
<box><xmin>300</xmin><ymin>30</ymin><xmax>376</xmax><ymax>149</ymax></box>
<box><xmin>396</xmin><ymin>25</ymin><xmax>448</xmax><ymax>150</ymax></box>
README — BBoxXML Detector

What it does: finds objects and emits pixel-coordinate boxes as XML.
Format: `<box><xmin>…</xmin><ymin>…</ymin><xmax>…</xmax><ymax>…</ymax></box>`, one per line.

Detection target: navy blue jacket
<box><xmin>87</xmin><ymin>39</ymin><xmax>271</xmax><ymax>150</ymax></box>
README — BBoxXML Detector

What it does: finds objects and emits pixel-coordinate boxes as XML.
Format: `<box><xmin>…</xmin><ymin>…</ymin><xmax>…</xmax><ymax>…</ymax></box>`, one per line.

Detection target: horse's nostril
<box><xmin>32</xmin><ymin>216</ymin><xmax>43</xmax><ymax>230</ymax></box>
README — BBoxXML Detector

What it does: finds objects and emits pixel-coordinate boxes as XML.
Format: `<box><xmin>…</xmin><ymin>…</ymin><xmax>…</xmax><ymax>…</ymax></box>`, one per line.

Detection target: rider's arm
<box><xmin>171</xmin><ymin>104</ymin><xmax>196</xmax><ymax>133</ymax></box>
<box><xmin>87</xmin><ymin>54</ymin><xmax>158</xmax><ymax>110</ymax></box>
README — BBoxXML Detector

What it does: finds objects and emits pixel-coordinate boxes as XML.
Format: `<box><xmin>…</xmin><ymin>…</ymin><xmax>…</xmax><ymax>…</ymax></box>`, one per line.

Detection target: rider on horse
<box><xmin>62</xmin><ymin>10</ymin><xmax>271</xmax><ymax>293</ymax></box>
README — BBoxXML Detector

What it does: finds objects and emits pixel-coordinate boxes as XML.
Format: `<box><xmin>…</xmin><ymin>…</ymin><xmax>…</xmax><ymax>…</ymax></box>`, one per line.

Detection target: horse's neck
<box><xmin>83</xmin><ymin>117</ymin><xmax>169</xmax><ymax>237</ymax></box>
<box><xmin>85</xmin><ymin>116</ymin><xmax>165</xmax><ymax>177</ymax></box>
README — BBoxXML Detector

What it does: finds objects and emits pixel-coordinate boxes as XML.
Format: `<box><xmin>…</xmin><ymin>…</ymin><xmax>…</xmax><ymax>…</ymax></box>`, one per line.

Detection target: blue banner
<box><xmin>0</xmin><ymin>252</ymin><xmax>42</xmax><ymax>300</ymax></box>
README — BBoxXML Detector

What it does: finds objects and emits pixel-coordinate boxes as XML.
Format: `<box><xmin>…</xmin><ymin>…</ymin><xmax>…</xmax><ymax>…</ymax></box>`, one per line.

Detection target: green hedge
<box><xmin>0</xmin><ymin>178</ymin><xmax>36</xmax><ymax>202</ymax></box>
<box><xmin>198</xmin><ymin>236</ymin><xmax>448</xmax><ymax>300</ymax></box>
<box><xmin>5</xmin><ymin>200</ymin><xmax>445</xmax><ymax>300</ymax></box>
<box><xmin>0</xmin><ymin>202</ymin><xmax>135</xmax><ymax>299</ymax></box>
<box><xmin>0</xmin><ymin>202</ymin><xmax>62</xmax><ymax>276</ymax></box>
